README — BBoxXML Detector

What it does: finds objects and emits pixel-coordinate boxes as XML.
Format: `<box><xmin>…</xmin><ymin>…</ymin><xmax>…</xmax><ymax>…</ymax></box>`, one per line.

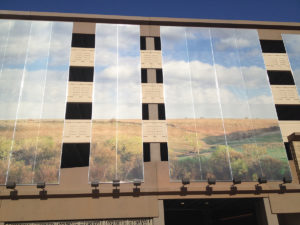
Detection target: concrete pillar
<box><xmin>263</xmin><ymin>198</ymin><xmax>279</xmax><ymax>225</ymax></box>
<box><xmin>153</xmin><ymin>200</ymin><xmax>165</xmax><ymax>225</ymax></box>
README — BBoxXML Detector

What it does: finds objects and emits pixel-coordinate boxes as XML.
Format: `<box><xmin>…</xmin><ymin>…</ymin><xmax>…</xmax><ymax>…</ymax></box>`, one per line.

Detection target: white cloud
<box><xmin>162</xmin><ymin>58</ymin><xmax>277</xmax><ymax>119</ymax></box>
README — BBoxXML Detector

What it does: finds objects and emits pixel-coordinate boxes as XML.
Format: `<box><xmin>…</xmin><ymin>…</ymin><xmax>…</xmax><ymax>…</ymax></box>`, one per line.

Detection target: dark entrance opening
<box><xmin>164</xmin><ymin>198</ymin><xmax>260</xmax><ymax>225</ymax></box>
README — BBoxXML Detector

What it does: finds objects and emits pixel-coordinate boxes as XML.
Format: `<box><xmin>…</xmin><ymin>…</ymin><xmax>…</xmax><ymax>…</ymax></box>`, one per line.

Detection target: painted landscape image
<box><xmin>89</xmin><ymin>119</ymin><xmax>143</xmax><ymax>183</ymax></box>
<box><xmin>167</xmin><ymin>118</ymin><xmax>291</xmax><ymax>181</ymax></box>
<box><xmin>0</xmin><ymin>119</ymin><xmax>64</xmax><ymax>184</ymax></box>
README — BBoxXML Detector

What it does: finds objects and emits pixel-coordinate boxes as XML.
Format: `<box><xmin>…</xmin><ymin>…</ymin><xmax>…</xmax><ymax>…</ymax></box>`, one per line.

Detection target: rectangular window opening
<box><xmin>267</xmin><ymin>71</ymin><xmax>295</xmax><ymax>85</ymax></box>
<box><xmin>69</xmin><ymin>66</ymin><xmax>94</xmax><ymax>82</ymax></box>
<box><xmin>158</xmin><ymin>104</ymin><xmax>166</xmax><ymax>120</ymax></box>
<box><xmin>143</xmin><ymin>143</ymin><xmax>150</xmax><ymax>162</ymax></box>
<box><xmin>141</xmin><ymin>69</ymin><xmax>147</xmax><ymax>83</ymax></box>
<box><xmin>61</xmin><ymin>143</ymin><xmax>90</xmax><ymax>168</ymax></box>
<box><xmin>260</xmin><ymin>40</ymin><xmax>286</xmax><ymax>53</ymax></box>
<box><xmin>275</xmin><ymin>105</ymin><xmax>300</xmax><ymax>120</ymax></box>
<box><xmin>160</xmin><ymin>143</ymin><xmax>168</xmax><ymax>161</ymax></box>
<box><xmin>156</xmin><ymin>69</ymin><xmax>163</xmax><ymax>83</ymax></box>
<box><xmin>154</xmin><ymin>37</ymin><xmax>161</xmax><ymax>50</ymax></box>
<box><xmin>66</xmin><ymin>103</ymin><xmax>92</xmax><ymax>119</ymax></box>
<box><xmin>140</xmin><ymin>36</ymin><xmax>146</xmax><ymax>50</ymax></box>
<box><xmin>72</xmin><ymin>33</ymin><xmax>95</xmax><ymax>48</ymax></box>
<box><xmin>284</xmin><ymin>142</ymin><xmax>293</xmax><ymax>160</ymax></box>
<box><xmin>142</xmin><ymin>103</ymin><xmax>149</xmax><ymax>120</ymax></box>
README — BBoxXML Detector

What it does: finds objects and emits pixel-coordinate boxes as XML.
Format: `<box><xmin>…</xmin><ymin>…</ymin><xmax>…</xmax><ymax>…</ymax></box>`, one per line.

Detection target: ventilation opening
<box><xmin>69</xmin><ymin>66</ymin><xmax>94</xmax><ymax>82</ymax></box>
<box><xmin>72</xmin><ymin>33</ymin><xmax>95</xmax><ymax>48</ymax></box>
<box><xmin>61</xmin><ymin>143</ymin><xmax>90</xmax><ymax>168</ymax></box>
<box><xmin>267</xmin><ymin>71</ymin><xmax>295</xmax><ymax>85</ymax></box>
<box><xmin>260</xmin><ymin>40</ymin><xmax>286</xmax><ymax>53</ymax></box>
<box><xmin>275</xmin><ymin>105</ymin><xmax>300</xmax><ymax>120</ymax></box>
<box><xmin>66</xmin><ymin>103</ymin><xmax>92</xmax><ymax>119</ymax></box>
<box><xmin>160</xmin><ymin>143</ymin><xmax>168</xmax><ymax>161</ymax></box>
<box><xmin>143</xmin><ymin>143</ymin><xmax>150</xmax><ymax>162</ymax></box>
<box><xmin>158</xmin><ymin>104</ymin><xmax>166</xmax><ymax>120</ymax></box>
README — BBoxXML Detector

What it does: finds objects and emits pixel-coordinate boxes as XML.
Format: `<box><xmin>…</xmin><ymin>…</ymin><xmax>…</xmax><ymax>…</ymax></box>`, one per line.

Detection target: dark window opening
<box><xmin>260</xmin><ymin>40</ymin><xmax>286</xmax><ymax>53</ymax></box>
<box><xmin>275</xmin><ymin>105</ymin><xmax>300</xmax><ymax>120</ymax></box>
<box><xmin>140</xmin><ymin>36</ymin><xmax>146</xmax><ymax>50</ymax></box>
<box><xmin>158</xmin><ymin>104</ymin><xmax>166</xmax><ymax>120</ymax></box>
<box><xmin>156</xmin><ymin>69</ymin><xmax>163</xmax><ymax>83</ymax></box>
<box><xmin>69</xmin><ymin>66</ymin><xmax>94</xmax><ymax>82</ymax></box>
<box><xmin>267</xmin><ymin>71</ymin><xmax>295</xmax><ymax>85</ymax></box>
<box><xmin>143</xmin><ymin>143</ymin><xmax>150</xmax><ymax>162</ymax></box>
<box><xmin>72</xmin><ymin>33</ymin><xmax>95</xmax><ymax>48</ymax></box>
<box><xmin>141</xmin><ymin>69</ymin><xmax>147</xmax><ymax>83</ymax></box>
<box><xmin>160</xmin><ymin>143</ymin><xmax>168</xmax><ymax>161</ymax></box>
<box><xmin>154</xmin><ymin>37</ymin><xmax>161</xmax><ymax>50</ymax></box>
<box><xmin>66</xmin><ymin>103</ymin><xmax>92</xmax><ymax>119</ymax></box>
<box><xmin>284</xmin><ymin>142</ymin><xmax>293</xmax><ymax>160</ymax></box>
<box><xmin>142</xmin><ymin>104</ymin><xmax>149</xmax><ymax>120</ymax></box>
<box><xmin>61</xmin><ymin>143</ymin><xmax>90</xmax><ymax>168</ymax></box>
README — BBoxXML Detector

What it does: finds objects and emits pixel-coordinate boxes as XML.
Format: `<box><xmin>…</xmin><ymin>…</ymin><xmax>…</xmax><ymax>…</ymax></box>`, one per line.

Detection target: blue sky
<box><xmin>1</xmin><ymin>0</ymin><xmax>300</xmax><ymax>22</ymax></box>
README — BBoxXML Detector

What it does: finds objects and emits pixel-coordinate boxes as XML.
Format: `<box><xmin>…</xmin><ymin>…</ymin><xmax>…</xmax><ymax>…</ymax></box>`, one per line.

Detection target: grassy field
<box><xmin>0</xmin><ymin>118</ymin><xmax>291</xmax><ymax>184</ymax></box>
<box><xmin>167</xmin><ymin>118</ymin><xmax>291</xmax><ymax>181</ymax></box>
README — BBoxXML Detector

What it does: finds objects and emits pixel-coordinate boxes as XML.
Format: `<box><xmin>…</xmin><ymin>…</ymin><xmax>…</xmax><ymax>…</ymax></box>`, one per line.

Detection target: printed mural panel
<box><xmin>236</xmin><ymin>29</ymin><xmax>291</xmax><ymax>181</ymax></box>
<box><xmin>0</xmin><ymin>20</ymin><xmax>72</xmax><ymax>184</ymax></box>
<box><xmin>89</xmin><ymin>24</ymin><xmax>143</xmax><ymax>183</ymax></box>
<box><xmin>161</xmin><ymin>26</ymin><xmax>291</xmax><ymax>181</ymax></box>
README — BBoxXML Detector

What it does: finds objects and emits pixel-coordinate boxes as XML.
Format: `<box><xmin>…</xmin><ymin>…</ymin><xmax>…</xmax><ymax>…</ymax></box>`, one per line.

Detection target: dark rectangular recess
<box><xmin>69</xmin><ymin>66</ymin><xmax>94</xmax><ymax>82</ymax></box>
<box><xmin>260</xmin><ymin>40</ymin><xmax>286</xmax><ymax>53</ymax></box>
<box><xmin>158</xmin><ymin>104</ymin><xmax>166</xmax><ymax>120</ymax></box>
<box><xmin>156</xmin><ymin>69</ymin><xmax>163</xmax><ymax>83</ymax></box>
<box><xmin>154</xmin><ymin>37</ymin><xmax>161</xmax><ymax>50</ymax></box>
<box><xmin>140</xmin><ymin>36</ymin><xmax>146</xmax><ymax>50</ymax></box>
<box><xmin>61</xmin><ymin>143</ymin><xmax>90</xmax><ymax>168</ymax></box>
<box><xmin>267</xmin><ymin>71</ymin><xmax>295</xmax><ymax>85</ymax></box>
<box><xmin>66</xmin><ymin>103</ymin><xmax>92</xmax><ymax>119</ymax></box>
<box><xmin>143</xmin><ymin>143</ymin><xmax>150</xmax><ymax>162</ymax></box>
<box><xmin>160</xmin><ymin>143</ymin><xmax>168</xmax><ymax>161</ymax></box>
<box><xmin>141</xmin><ymin>69</ymin><xmax>147</xmax><ymax>83</ymax></box>
<box><xmin>275</xmin><ymin>105</ymin><xmax>300</xmax><ymax>120</ymax></box>
<box><xmin>284</xmin><ymin>142</ymin><xmax>293</xmax><ymax>160</ymax></box>
<box><xmin>142</xmin><ymin>104</ymin><xmax>149</xmax><ymax>120</ymax></box>
<box><xmin>72</xmin><ymin>33</ymin><xmax>95</xmax><ymax>48</ymax></box>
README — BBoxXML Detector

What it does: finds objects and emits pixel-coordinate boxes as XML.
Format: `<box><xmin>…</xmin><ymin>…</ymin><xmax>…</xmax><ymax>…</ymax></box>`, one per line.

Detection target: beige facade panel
<box><xmin>73</xmin><ymin>22</ymin><xmax>96</xmax><ymax>34</ymax></box>
<box><xmin>149</xmin><ymin>104</ymin><xmax>159</xmax><ymax>120</ymax></box>
<box><xmin>140</xmin><ymin>25</ymin><xmax>160</xmax><ymax>37</ymax></box>
<box><xmin>147</xmin><ymin>69</ymin><xmax>157</xmax><ymax>83</ymax></box>
<box><xmin>0</xmin><ymin>197</ymin><xmax>158</xmax><ymax>221</ymax></box>
<box><xmin>258</xmin><ymin>29</ymin><xmax>300</xmax><ymax>40</ymax></box>
<box><xmin>269</xmin><ymin>194</ymin><xmax>300</xmax><ymax>213</ymax></box>
<box><xmin>150</xmin><ymin>143</ymin><xmax>161</xmax><ymax>162</ymax></box>
<box><xmin>140</xmin><ymin>25</ymin><xmax>150</xmax><ymax>36</ymax></box>
<box><xmin>258</xmin><ymin>29</ymin><xmax>283</xmax><ymax>40</ymax></box>
<box><xmin>143</xmin><ymin>120</ymin><xmax>168</xmax><ymax>142</ymax></box>
<box><xmin>263</xmin><ymin>53</ymin><xmax>291</xmax><ymax>71</ymax></box>
<box><xmin>63</xmin><ymin>120</ymin><xmax>92</xmax><ymax>143</ymax></box>
<box><xmin>68</xmin><ymin>82</ymin><xmax>93</xmax><ymax>102</ymax></box>
<box><xmin>271</xmin><ymin>85</ymin><xmax>300</xmax><ymax>104</ymax></box>
<box><xmin>141</xmin><ymin>50</ymin><xmax>162</xmax><ymax>69</ymax></box>
<box><xmin>279</xmin><ymin>121</ymin><xmax>300</xmax><ymax>142</ymax></box>
<box><xmin>291</xmin><ymin>141</ymin><xmax>300</xmax><ymax>179</ymax></box>
<box><xmin>70</xmin><ymin>47</ymin><xmax>95</xmax><ymax>67</ymax></box>
<box><xmin>149</xmin><ymin>26</ymin><xmax>160</xmax><ymax>37</ymax></box>
<box><xmin>146</xmin><ymin>37</ymin><xmax>155</xmax><ymax>50</ymax></box>
<box><xmin>142</xmin><ymin>83</ymin><xmax>164</xmax><ymax>103</ymax></box>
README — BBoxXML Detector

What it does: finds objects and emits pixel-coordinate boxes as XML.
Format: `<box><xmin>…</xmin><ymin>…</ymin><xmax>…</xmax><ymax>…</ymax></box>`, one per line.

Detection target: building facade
<box><xmin>0</xmin><ymin>10</ymin><xmax>300</xmax><ymax>225</ymax></box>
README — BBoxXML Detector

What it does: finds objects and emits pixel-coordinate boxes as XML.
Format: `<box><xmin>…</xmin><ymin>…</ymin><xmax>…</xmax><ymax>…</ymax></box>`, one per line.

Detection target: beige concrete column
<box><xmin>288</xmin><ymin>133</ymin><xmax>300</xmax><ymax>183</ymax></box>
<box><xmin>263</xmin><ymin>198</ymin><xmax>279</xmax><ymax>225</ymax></box>
<box><xmin>153</xmin><ymin>200</ymin><xmax>165</xmax><ymax>225</ymax></box>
